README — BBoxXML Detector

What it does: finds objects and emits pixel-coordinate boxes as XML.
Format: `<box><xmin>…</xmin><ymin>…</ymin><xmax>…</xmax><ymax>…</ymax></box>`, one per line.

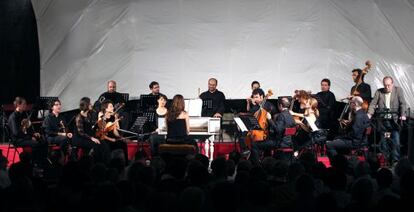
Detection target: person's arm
<box><xmin>8</xmin><ymin>114</ymin><xmax>19</xmax><ymax>138</ymax></box>
<box><xmin>186</xmin><ymin>113</ymin><xmax>191</xmax><ymax>134</ymax></box>
<box><xmin>76</xmin><ymin>115</ymin><xmax>91</xmax><ymax>139</ymax></box>
<box><xmin>367</xmin><ymin>90</ymin><xmax>380</xmax><ymax>117</ymax></box>
<box><xmin>397</xmin><ymin>87</ymin><xmax>407</xmax><ymax>118</ymax></box>
<box><xmin>216</xmin><ymin>92</ymin><xmax>226</xmax><ymax>115</ymax></box>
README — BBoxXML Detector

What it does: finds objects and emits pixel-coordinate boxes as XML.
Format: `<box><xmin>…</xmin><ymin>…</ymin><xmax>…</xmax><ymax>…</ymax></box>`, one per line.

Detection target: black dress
<box><xmin>166</xmin><ymin>118</ymin><xmax>198</xmax><ymax>151</ymax></box>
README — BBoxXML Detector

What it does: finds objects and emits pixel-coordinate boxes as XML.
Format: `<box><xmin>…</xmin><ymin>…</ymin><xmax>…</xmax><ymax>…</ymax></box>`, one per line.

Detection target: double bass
<box><xmin>245</xmin><ymin>89</ymin><xmax>273</xmax><ymax>148</ymax></box>
<box><xmin>339</xmin><ymin>60</ymin><xmax>372</xmax><ymax>129</ymax></box>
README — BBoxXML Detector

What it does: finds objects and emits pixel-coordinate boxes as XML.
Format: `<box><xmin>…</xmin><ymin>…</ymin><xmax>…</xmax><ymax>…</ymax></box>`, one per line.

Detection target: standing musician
<box><xmin>326</xmin><ymin>96</ymin><xmax>370</xmax><ymax>158</ymax></box>
<box><xmin>95</xmin><ymin>80</ymin><xmax>129</xmax><ymax>130</ymax></box>
<box><xmin>316</xmin><ymin>79</ymin><xmax>336</xmax><ymax>130</ymax></box>
<box><xmin>8</xmin><ymin>97</ymin><xmax>47</xmax><ymax>163</ymax></box>
<box><xmin>72</xmin><ymin>97</ymin><xmax>109</xmax><ymax>162</ymax></box>
<box><xmin>242</xmin><ymin>88</ymin><xmax>275</xmax><ymax>165</ymax></box>
<box><xmin>149</xmin><ymin>81</ymin><xmax>164</xmax><ymax>96</ymax></box>
<box><xmin>350</xmin><ymin>61</ymin><xmax>372</xmax><ymax>105</ymax></box>
<box><xmin>97</xmin><ymin>100</ymin><xmax>128</xmax><ymax>162</ymax></box>
<box><xmin>368</xmin><ymin>76</ymin><xmax>406</xmax><ymax>163</ymax></box>
<box><xmin>199</xmin><ymin>78</ymin><xmax>226</xmax><ymax>118</ymax></box>
<box><xmin>246</xmin><ymin>81</ymin><xmax>261</xmax><ymax>112</ymax></box>
<box><xmin>42</xmin><ymin>99</ymin><xmax>71</xmax><ymax>154</ymax></box>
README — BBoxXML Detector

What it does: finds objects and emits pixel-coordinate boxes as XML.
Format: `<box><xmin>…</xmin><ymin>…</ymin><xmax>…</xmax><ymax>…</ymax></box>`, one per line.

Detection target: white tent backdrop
<box><xmin>32</xmin><ymin>0</ymin><xmax>414</xmax><ymax>112</ymax></box>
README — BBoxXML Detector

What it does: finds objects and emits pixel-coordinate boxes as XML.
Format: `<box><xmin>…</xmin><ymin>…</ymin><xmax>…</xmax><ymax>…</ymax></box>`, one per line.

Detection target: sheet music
<box><xmin>185</xmin><ymin>99</ymin><xmax>202</xmax><ymax>117</ymax></box>
<box><xmin>305</xmin><ymin>116</ymin><xmax>319</xmax><ymax>131</ymax></box>
<box><xmin>234</xmin><ymin>117</ymin><xmax>249</xmax><ymax>132</ymax></box>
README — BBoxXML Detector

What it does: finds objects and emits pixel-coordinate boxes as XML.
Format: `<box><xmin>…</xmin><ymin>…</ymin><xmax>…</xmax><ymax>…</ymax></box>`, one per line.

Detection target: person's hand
<box><xmin>66</xmin><ymin>133</ymin><xmax>73</xmax><ymax>138</ymax></box>
<box><xmin>367</xmin><ymin>113</ymin><xmax>372</xmax><ymax>119</ymax></box>
<box><xmin>400</xmin><ymin>116</ymin><xmax>407</xmax><ymax>121</ymax></box>
<box><xmin>91</xmin><ymin>137</ymin><xmax>100</xmax><ymax>144</ymax></box>
<box><xmin>213</xmin><ymin>113</ymin><xmax>222</xmax><ymax>118</ymax></box>
<box><xmin>266</xmin><ymin>112</ymin><xmax>272</xmax><ymax>120</ymax></box>
<box><xmin>289</xmin><ymin>110</ymin><xmax>295</xmax><ymax>116</ymax></box>
<box><xmin>33</xmin><ymin>133</ymin><xmax>41</xmax><ymax>138</ymax></box>
<box><xmin>246</xmin><ymin>97</ymin><xmax>252</xmax><ymax>103</ymax></box>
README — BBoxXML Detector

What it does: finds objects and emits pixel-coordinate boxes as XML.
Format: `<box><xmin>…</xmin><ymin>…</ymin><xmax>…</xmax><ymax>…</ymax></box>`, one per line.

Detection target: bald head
<box><xmin>383</xmin><ymin>76</ymin><xmax>394</xmax><ymax>93</ymax></box>
<box><xmin>351</xmin><ymin>96</ymin><xmax>363</xmax><ymax>110</ymax></box>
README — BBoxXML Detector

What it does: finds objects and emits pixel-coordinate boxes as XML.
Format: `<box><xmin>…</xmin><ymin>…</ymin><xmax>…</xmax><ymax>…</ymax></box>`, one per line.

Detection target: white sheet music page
<box><xmin>234</xmin><ymin>117</ymin><xmax>249</xmax><ymax>132</ymax></box>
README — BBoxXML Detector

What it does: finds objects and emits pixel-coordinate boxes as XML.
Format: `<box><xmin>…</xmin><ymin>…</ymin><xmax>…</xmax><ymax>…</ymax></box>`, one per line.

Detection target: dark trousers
<box><xmin>149</xmin><ymin>134</ymin><xmax>166</xmax><ymax>156</ymax></box>
<box><xmin>46</xmin><ymin>136</ymin><xmax>69</xmax><ymax>154</ymax></box>
<box><xmin>326</xmin><ymin>138</ymin><xmax>353</xmax><ymax>157</ymax></box>
<box><xmin>14</xmin><ymin>138</ymin><xmax>48</xmax><ymax>163</ymax></box>
<box><xmin>250</xmin><ymin>140</ymin><xmax>277</xmax><ymax>165</ymax></box>
<box><xmin>72</xmin><ymin>136</ymin><xmax>109</xmax><ymax>163</ymax></box>
<box><xmin>379</xmin><ymin>120</ymin><xmax>401</xmax><ymax>163</ymax></box>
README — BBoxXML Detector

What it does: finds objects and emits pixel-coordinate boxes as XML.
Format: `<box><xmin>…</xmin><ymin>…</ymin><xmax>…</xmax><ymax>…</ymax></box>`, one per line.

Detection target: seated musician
<box><xmin>97</xmin><ymin>100</ymin><xmax>128</xmax><ymax>162</ymax></box>
<box><xmin>72</xmin><ymin>97</ymin><xmax>109</xmax><ymax>162</ymax></box>
<box><xmin>8</xmin><ymin>97</ymin><xmax>47</xmax><ymax>163</ymax></box>
<box><xmin>266</xmin><ymin>97</ymin><xmax>296</xmax><ymax>147</ymax></box>
<box><xmin>199</xmin><ymin>78</ymin><xmax>226</xmax><ymax>118</ymax></box>
<box><xmin>326</xmin><ymin>96</ymin><xmax>370</xmax><ymax>158</ymax></box>
<box><xmin>244</xmin><ymin>88</ymin><xmax>276</xmax><ymax>165</ymax></box>
<box><xmin>150</xmin><ymin>94</ymin><xmax>168</xmax><ymax>156</ymax></box>
<box><xmin>95</xmin><ymin>80</ymin><xmax>129</xmax><ymax>130</ymax></box>
<box><xmin>246</xmin><ymin>81</ymin><xmax>261</xmax><ymax>112</ymax></box>
<box><xmin>289</xmin><ymin>91</ymin><xmax>320</xmax><ymax>148</ymax></box>
<box><xmin>165</xmin><ymin>94</ymin><xmax>198</xmax><ymax>151</ymax></box>
<box><xmin>42</xmin><ymin>99</ymin><xmax>71</xmax><ymax>154</ymax></box>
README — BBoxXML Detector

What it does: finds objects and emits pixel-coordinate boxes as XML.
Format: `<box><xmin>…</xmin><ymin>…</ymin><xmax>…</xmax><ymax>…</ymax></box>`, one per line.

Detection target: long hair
<box><xmin>79</xmin><ymin>97</ymin><xmax>91</xmax><ymax>112</ymax></box>
<box><xmin>305</xmin><ymin>98</ymin><xmax>319</xmax><ymax>117</ymax></box>
<box><xmin>166</xmin><ymin>95</ymin><xmax>185</xmax><ymax>122</ymax></box>
<box><xmin>100</xmin><ymin>100</ymin><xmax>113</xmax><ymax>113</ymax></box>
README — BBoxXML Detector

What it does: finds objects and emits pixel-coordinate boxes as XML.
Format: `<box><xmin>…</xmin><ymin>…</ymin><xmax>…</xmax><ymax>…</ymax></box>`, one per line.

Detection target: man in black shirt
<box><xmin>351</xmin><ymin>69</ymin><xmax>371</xmax><ymax>103</ymax></box>
<box><xmin>199</xmin><ymin>78</ymin><xmax>226</xmax><ymax>118</ymax></box>
<box><xmin>95</xmin><ymin>80</ymin><xmax>129</xmax><ymax>129</ymax></box>
<box><xmin>42</xmin><ymin>100</ymin><xmax>71</xmax><ymax>154</ymax></box>
<box><xmin>316</xmin><ymin>79</ymin><xmax>336</xmax><ymax>130</ymax></box>
<box><xmin>326</xmin><ymin>96</ymin><xmax>370</xmax><ymax>158</ymax></box>
<box><xmin>8</xmin><ymin>97</ymin><xmax>47</xmax><ymax>163</ymax></box>
<box><xmin>267</xmin><ymin>97</ymin><xmax>296</xmax><ymax>146</ymax></box>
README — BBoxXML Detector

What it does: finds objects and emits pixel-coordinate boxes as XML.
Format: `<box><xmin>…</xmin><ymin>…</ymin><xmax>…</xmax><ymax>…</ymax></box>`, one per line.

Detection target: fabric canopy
<box><xmin>32</xmin><ymin>0</ymin><xmax>414</xmax><ymax>113</ymax></box>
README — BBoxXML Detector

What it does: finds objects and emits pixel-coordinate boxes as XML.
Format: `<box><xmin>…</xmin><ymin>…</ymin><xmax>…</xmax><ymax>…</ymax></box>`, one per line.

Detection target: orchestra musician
<box><xmin>72</xmin><ymin>97</ymin><xmax>109</xmax><ymax>162</ymax></box>
<box><xmin>150</xmin><ymin>94</ymin><xmax>168</xmax><ymax>156</ymax></box>
<box><xmin>97</xmin><ymin>100</ymin><xmax>128</xmax><ymax>163</ymax></box>
<box><xmin>8</xmin><ymin>97</ymin><xmax>47</xmax><ymax>163</ymax></box>
<box><xmin>267</xmin><ymin>97</ymin><xmax>296</xmax><ymax>147</ymax></box>
<box><xmin>246</xmin><ymin>81</ymin><xmax>261</xmax><ymax>112</ymax></box>
<box><xmin>367</xmin><ymin>76</ymin><xmax>407</xmax><ymax>163</ymax></box>
<box><xmin>165</xmin><ymin>94</ymin><xmax>198</xmax><ymax>151</ymax></box>
<box><xmin>316</xmin><ymin>79</ymin><xmax>336</xmax><ymax>130</ymax></box>
<box><xmin>350</xmin><ymin>68</ymin><xmax>372</xmax><ymax>105</ymax></box>
<box><xmin>326</xmin><ymin>96</ymin><xmax>370</xmax><ymax>158</ymax></box>
<box><xmin>242</xmin><ymin>88</ymin><xmax>275</xmax><ymax>165</ymax></box>
<box><xmin>42</xmin><ymin>99</ymin><xmax>71</xmax><ymax>154</ymax></box>
<box><xmin>199</xmin><ymin>78</ymin><xmax>226</xmax><ymax>118</ymax></box>
<box><xmin>149</xmin><ymin>81</ymin><xmax>164</xmax><ymax>96</ymax></box>
<box><xmin>95</xmin><ymin>80</ymin><xmax>129</xmax><ymax>130</ymax></box>
<box><xmin>289</xmin><ymin>90</ymin><xmax>320</xmax><ymax>148</ymax></box>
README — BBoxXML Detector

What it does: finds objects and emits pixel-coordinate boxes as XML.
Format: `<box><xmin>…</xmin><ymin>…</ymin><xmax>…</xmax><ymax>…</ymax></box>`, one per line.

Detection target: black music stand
<box><xmin>140</xmin><ymin>94</ymin><xmax>158</xmax><ymax>112</ymax></box>
<box><xmin>372</xmin><ymin>108</ymin><xmax>401</xmax><ymax>155</ymax></box>
<box><xmin>233</xmin><ymin>114</ymin><xmax>261</xmax><ymax>152</ymax></box>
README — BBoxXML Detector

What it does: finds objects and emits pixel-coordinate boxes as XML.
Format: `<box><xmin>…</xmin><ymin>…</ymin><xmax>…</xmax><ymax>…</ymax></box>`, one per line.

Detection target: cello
<box><xmin>245</xmin><ymin>89</ymin><xmax>273</xmax><ymax>148</ymax></box>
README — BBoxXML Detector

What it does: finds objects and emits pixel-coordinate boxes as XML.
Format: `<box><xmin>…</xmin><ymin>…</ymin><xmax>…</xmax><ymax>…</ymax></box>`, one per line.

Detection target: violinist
<box><xmin>42</xmin><ymin>99</ymin><xmax>71</xmax><ymax>154</ymax></box>
<box><xmin>97</xmin><ymin>100</ymin><xmax>128</xmax><ymax>162</ymax></box>
<box><xmin>8</xmin><ymin>97</ymin><xmax>47</xmax><ymax>163</ymax></box>
<box><xmin>289</xmin><ymin>91</ymin><xmax>320</xmax><ymax>148</ymax></box>
<box><xmin>95</xmin><ymin>80</ymin><xmax>129</xmax><ymax>130</ymax></box>
<box><xmin>72</xmin><ymin>97</ymin><xmax>108</xmax><ymax>162</ymax></box>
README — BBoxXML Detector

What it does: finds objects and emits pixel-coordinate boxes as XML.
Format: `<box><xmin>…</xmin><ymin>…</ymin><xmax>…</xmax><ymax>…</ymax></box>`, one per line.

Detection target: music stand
<box><xmin>140</xmin><ymin>94</ymin><xmax>158</xmax><ymax>112</ymax></box>
<box><xmin>233</xmin><ymin>114</ymin><xmax>261</xmax><ymax>152</ymax></box>
<box><xmin>372</xmin><ymin>108</ymin><xmax>401</xmax><ymax>155</ymax></box>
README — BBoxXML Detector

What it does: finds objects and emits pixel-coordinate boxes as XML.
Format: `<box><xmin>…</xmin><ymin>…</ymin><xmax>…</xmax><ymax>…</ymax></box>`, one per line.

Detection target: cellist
<box><xmin>97</xmin><ymin>100</ymin><xmax>128</xmax><ymax>163</ymax></box>
<box><xmin>242</xmin><ymin>88</ymin><xmax>276</xmax><ymax>165</ymax></box>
